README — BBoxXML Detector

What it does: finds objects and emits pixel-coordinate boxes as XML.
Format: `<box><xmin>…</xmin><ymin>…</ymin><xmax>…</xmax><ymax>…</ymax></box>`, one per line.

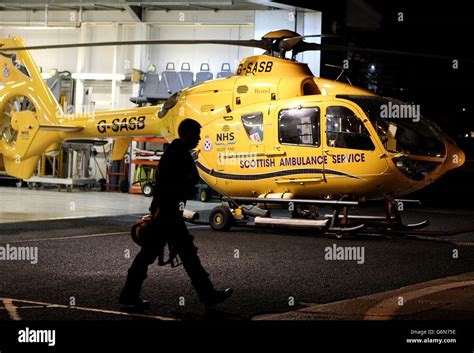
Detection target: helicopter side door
<box><xmin>206</xmin><ymin>108</ymin><xmax>270</xmax><ymax>196</ymax></box>
<box><xmin>210</xmin><ymin>109</ymin><xmax>268</xmax><ymax>174</ymax></box>
<box><xmin>322</xmin><ymin>102</ymin><xmax>389</xmax><ymax>183</ymax></box>
<box><xmin>272</xmin><ymin>104</ymin><xmax>326</xmax><ymax>185</ymax></box>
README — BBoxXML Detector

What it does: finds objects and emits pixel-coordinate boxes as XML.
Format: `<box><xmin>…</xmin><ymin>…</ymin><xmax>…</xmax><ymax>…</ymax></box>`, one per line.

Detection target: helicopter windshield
<box><xmin>337</xmin><ymin>95</ymin><xmax>446</xmax><ymax>158</ymax></box>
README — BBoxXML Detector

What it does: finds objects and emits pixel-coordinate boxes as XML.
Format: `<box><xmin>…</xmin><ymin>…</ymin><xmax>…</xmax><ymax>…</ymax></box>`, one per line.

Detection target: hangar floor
<box><xmin>0</xmin><ymin>187</ymin><xmax>218</xmax><ymax>224</ymax></box>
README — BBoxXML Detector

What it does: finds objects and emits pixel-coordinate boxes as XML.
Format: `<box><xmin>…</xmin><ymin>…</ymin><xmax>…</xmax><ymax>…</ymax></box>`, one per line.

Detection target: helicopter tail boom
<box><xmin>0</xmin><ymin>37</ymin><xmax>171</xmax><ymax>179</ymax></box>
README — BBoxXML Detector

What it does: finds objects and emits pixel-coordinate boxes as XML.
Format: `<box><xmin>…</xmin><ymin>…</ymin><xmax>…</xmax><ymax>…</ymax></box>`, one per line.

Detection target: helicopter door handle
<box><xmin>264</xmin><ymin>151</ymin><xmax>286</xmax><ymax>157</ymax></box>
<box><xmin>323</xmin><ymin>149</ymin><xmax>334</xmax><ymax>156</ymax></box>
<box><xmin>379</xmin><ymin>152</ymin><xmax>404</xmax><ymax>159</ymax></box>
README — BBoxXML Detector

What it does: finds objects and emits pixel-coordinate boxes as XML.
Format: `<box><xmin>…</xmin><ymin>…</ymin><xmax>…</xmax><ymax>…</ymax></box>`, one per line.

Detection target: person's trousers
<box><xmin>120</xmin><ymin>223</ymin><xmax>215</xmax><ymax>302</ymax></box>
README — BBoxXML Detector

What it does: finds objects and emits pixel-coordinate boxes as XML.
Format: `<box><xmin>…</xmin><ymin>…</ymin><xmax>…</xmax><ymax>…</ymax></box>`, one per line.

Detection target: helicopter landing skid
<box><xmin>204</xmin><ymin>196</ymin><xmax>474</xmax><ymax>237</ymax></box>
<box><xmin>251</xmin><ymin>216</ymin><xmax>366</xmax><ymax>236</ymax></box>
<box><xmin>322</xmin><ymin>214</ymin><xmax>430</xmax><ymax>231</ymax></box>
<box><xmin>206</xmin><ymin>196</ymin><xmax>435</xmax><ymax>238</ymax></box>
<box><xmin>210</xmin><ymin>196</ymin><xmax>368</xmax><ymax>237</ymax></box>
<box><xmin>323</xmin><ymin>199</ymin><xmax>430</xmax><ymax>234</ymax></box>
<box><xmin>326</xmin><ymin>224</ymin><xmax>366</xmax><ymax>238</ymax></box>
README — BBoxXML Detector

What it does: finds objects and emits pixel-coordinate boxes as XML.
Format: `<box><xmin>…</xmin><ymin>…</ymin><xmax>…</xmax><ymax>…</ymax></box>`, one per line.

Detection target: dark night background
<box><xmin>283</xmin><ymin>0</ymin><xmax>474</xmax><ymax>206</ymax></box>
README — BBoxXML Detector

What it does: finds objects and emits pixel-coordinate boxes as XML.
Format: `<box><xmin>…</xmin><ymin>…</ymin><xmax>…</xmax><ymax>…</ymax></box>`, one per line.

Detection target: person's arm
<box><xmin>180</xmin><ymin>152</ymin><xmax>200</xmax><ymax>200</ymax></box>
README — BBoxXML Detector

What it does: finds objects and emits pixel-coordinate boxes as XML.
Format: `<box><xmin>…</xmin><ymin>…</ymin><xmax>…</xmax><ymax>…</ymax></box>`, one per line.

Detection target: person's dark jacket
<box><xmin>150</xmin><ymin>139</ymin><xmax>199</xmax><ymax>214</ymax></box>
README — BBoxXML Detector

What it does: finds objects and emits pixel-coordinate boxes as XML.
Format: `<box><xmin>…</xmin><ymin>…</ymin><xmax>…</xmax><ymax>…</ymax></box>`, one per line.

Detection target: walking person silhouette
<box><xmin>120</xmin><ymin>119</ymin><xmax>233</xmax><ymax>310</ymax></box>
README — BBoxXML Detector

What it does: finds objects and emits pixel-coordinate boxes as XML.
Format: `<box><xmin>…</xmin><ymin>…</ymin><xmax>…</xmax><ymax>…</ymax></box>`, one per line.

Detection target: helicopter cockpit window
<box><xmin>242</xmin><ymin>112</ymin><xmax>264</xmax><ymax>142</ymax></box>
<box><xmin>326</xmin><ymin>106</ymin><xmax>375</xmax><ymax>150</ymax></box>
<box><xmin>278</xmin><ymin>107</ymin><xmax>320</xmax><ymax>147</ymax></box>
<box><xmin>336</xmin><ymin>95</ymin><xmax>446</xmax><ymax>157</ymax></box>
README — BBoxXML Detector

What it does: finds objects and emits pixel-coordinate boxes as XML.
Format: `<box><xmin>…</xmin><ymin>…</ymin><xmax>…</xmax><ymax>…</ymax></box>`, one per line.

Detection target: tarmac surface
<box><xmin>1</xmin><ymin>203</ymin><xmax>474</xmax><ymax>321</ymax></box>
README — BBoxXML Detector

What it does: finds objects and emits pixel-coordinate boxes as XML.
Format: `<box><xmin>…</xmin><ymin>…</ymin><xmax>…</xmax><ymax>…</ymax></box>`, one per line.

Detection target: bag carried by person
<box><xmin>130</xmin><ymin>214</ymin><xmax>154</xmax><ymax>247</ymax></box>
<box><xmin>130</xmin><ymin>211</ymin><xmax>182</xmax><ymax>267</ymax></box>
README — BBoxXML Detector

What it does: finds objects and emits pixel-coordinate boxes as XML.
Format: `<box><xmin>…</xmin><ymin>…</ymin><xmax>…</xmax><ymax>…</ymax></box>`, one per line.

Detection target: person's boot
<box><xmin>119</xmin><ymin>279</ymin><xmax>150</xmax><ymax>311</ymax></box>
<box><xmin>188</xmin><ymin>263</ymin><xmax>233</xmax><ymax>307</ymax></box>
<box><xmin>201</xmin><ymin>288</ymin><xmax>234</xmax><ymax>308</ymax></box>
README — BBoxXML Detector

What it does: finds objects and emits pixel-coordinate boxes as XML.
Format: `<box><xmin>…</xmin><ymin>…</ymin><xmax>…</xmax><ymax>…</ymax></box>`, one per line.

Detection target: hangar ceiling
<box><xmin>0</xmin><ymin>1</ymin><xmax>312</xmax><ymax>13</ymax></box>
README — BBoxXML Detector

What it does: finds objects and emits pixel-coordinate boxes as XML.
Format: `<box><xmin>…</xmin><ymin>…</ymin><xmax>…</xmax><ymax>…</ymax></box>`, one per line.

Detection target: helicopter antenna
<box><xmin>325</xmin><ymin>64</ymin><xmax>345</xmax><ymax>81</ymax></box>
<box><xmin>325</xmin><ymin>64</ymin><xmax>353</xmax><ymax>85</ymax></box>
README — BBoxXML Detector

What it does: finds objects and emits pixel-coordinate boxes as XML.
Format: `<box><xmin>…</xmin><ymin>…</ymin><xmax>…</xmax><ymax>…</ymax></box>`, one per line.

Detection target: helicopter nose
<box><xmin>426</xmin><ymin>140</ymin><xmax>466</xmax><ymax>183</ymax></box>
<box><xmin>444</xmin><ymin>142</ymin><xmax>465</xmax><ymax>171</ymax></box>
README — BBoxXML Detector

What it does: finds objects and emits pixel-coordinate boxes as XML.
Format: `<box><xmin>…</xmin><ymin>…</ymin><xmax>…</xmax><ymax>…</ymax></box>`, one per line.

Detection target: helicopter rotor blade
<box><xmin>279</xmin><ymin>34</ymin><xmax>341</xmax><ymax>51</ymax></box>
<box><xmin>1</xmin><ymin>34</ymin><xmax>470</xmax><ymax>63</ymax></box>
<box><xmin>0</xmin><ymin>39</ymin><xmax>272</xmax><ymax>52</ymax></box>
<box><xmin>292</xmin><ymin>42</ymin><xmax>474</xmax><ymax>63</ymax></box>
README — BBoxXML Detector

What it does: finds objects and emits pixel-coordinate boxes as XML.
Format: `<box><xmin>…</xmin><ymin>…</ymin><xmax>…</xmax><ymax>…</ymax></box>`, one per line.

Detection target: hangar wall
<box><xmin>0</xmin><ymin>9</ymin><xmax>321</xmax><ymax>110</ymax></box>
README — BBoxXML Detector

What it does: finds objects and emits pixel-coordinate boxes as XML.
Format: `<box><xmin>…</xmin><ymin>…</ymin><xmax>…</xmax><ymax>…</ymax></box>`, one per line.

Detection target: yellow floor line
<box><xmin>0</xmin><ymin>297</ymin><xmax>176</xmax><ymax>321</ymax></box>
<box><xmin>363</xmin><ymin>280</ymin><xmax>474</xmax><ymax>320</ymax></box>
<box><xmin>453</xmin><ymin>242</ymin><xmax>474</xmax><ymax>247</ymax></box>
<box><xmin>0</xmin><ymin>305</ymin><xmax>45</xmax><ymax>310</ymax></box>
<box><xmin>2</xmin><ymin>298</ymin><xmax>22</xmax><ymax>321</ymax></box>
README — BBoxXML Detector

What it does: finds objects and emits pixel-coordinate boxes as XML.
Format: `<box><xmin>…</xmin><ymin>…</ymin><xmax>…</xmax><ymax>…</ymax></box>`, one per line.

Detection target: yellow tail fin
<box><xmin>0</xmin><ymin>37</ymin><xmax>65</xmax><ymax>179</ymax></box>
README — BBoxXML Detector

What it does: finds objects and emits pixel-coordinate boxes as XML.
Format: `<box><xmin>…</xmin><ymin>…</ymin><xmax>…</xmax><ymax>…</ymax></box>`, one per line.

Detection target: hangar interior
<box><xmin>1</xmin><ymin>0</ymin><xmax>474</xmax><ymax>327</ymax></box>
<box><xmin>0</xmin><ymin>1</ymin><xmax>321</xmax><ymax>222</ymax></box>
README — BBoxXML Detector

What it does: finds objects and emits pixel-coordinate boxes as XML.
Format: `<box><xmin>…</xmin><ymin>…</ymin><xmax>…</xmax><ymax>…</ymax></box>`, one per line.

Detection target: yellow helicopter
<box><xmin>0</xmin><ymin>30</ymin><xmax>466</xmax><ymax>236</ymax></box>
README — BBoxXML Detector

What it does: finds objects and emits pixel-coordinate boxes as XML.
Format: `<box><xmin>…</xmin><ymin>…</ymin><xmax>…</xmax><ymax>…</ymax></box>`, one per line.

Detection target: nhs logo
<box><xmin>216</xmin><ymin>132</ymin><xmax>235</xmax><ymax>142</ymax></box>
